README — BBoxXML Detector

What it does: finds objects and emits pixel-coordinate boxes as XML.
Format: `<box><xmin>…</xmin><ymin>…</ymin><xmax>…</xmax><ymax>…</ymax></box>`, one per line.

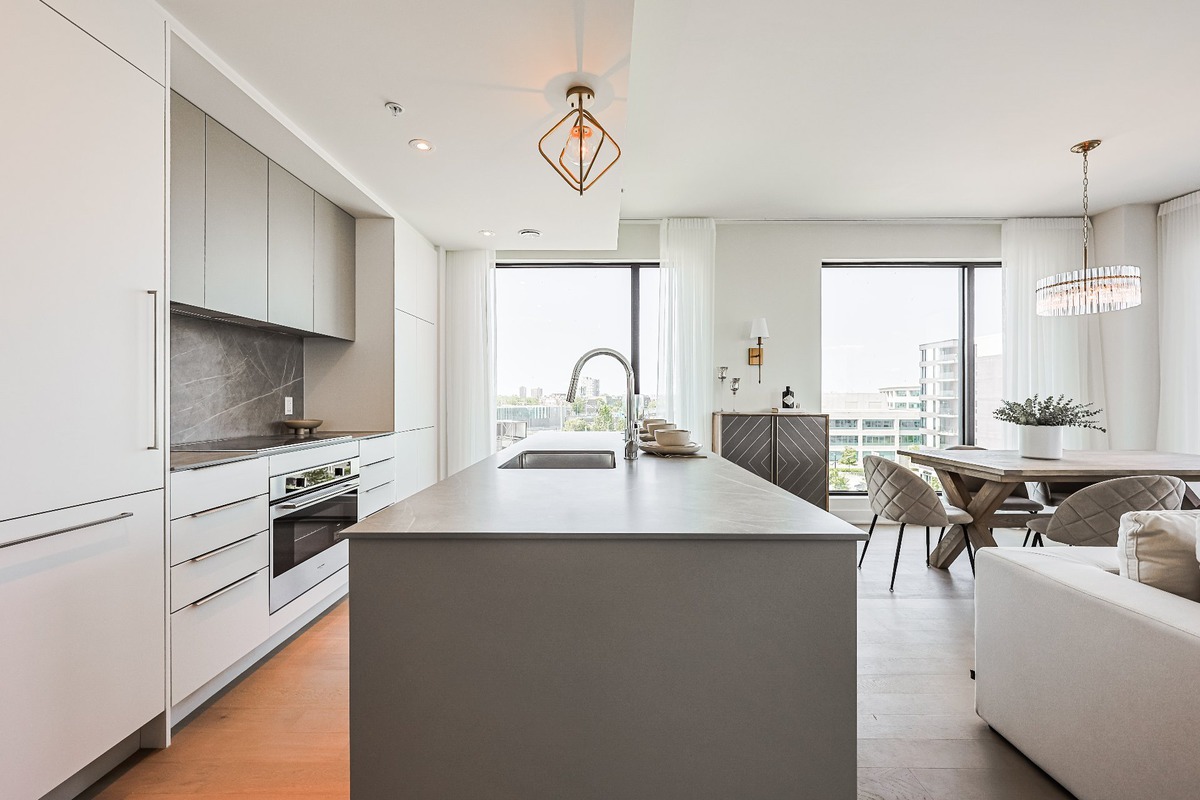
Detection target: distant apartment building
<box><xmin>577</xmin><ymin>376</ymin><xmax>600</xmax><ymax>398</ymax></box>
<box><xmin>822</xmin><ymin>334</ymin><xmax>1004</xmax><ymax>490</ymax></box>
<box><xmin>916</xmin><ymin>334</ymin><xmax>1004</xmax><ymax>450</ymax></box>
<box><xmin>824</xmin><ymin>390</ymin><xmax>923</xmax><ymax>468</ymax></box>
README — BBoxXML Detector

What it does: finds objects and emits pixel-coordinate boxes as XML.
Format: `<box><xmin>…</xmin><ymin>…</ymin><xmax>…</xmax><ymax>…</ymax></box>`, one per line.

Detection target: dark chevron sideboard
<box><xmin>712</xmin><ymin>412</ymin><xmax>830</xmax><ymax>510</ymax></box>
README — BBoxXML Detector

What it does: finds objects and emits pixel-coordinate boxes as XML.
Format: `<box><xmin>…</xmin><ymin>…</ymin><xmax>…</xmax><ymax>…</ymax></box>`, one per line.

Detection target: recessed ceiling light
<box><xmin>518</xmin><ymin>228</ymin><xmax>542</xmax><ymax>238</ymax></box>
<box><xmin>408</xmin><ymin>139</ymin><xmax>433</xmax><ymax>152</ymax></box>
<box><xmin>384</xmin><ymin>101</ymin><xmax>404</xmax><ymax>117</ymax></box>
<box><xmin>479</xmin><ymin>230</ymin><xmax>496</xmax><ymax>237</ymax></box>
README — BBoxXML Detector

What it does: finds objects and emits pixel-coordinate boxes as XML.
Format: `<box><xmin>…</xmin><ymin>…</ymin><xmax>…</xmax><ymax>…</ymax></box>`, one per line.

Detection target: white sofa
<box><xmin>976</xmin><ymin>546</ymin><xmax>1200</xmax><ymax>800</ymax></box>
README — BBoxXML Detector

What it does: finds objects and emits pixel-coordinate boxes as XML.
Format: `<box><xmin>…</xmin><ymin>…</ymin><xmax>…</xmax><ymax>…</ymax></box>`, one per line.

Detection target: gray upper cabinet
<box><xmin>313</xmin><ymin>194</ymin><xmax>355</xmax><ymax>340</ymax></box>
<box><xmin>204</xmin><ymin>118</ymin><xmax>267</xmax><ymax>320</ymax></box>
<box><xmin>267</xmin><ymin>162</ymin><xmax>315</xmax><ymax>331</ymax></box>
<box><xmin>170</xmin><ymin>100</ymin><xmax>354</xmax><ymax>336</ymax></box>
<box><xmin>170</xmin><ymin>92</ymin><xmax>205</xmax><ymax>307</ymax></box>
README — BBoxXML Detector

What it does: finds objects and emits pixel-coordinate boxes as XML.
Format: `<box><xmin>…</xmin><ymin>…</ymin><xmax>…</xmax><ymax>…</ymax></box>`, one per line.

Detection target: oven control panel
<box><xmin>274</xmin><ymin>458</ymin><xmax>360</xmax><ymax>499</ymax></box>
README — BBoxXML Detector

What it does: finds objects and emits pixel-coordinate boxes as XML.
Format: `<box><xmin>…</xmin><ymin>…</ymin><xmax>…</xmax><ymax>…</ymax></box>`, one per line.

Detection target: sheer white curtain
<box><xmin>1157</xmin><ymin>191</ymin><xmax>1200</xmax><ymax>454</ymax></box>
<box><xmin>1001</xmin><ymin>218</ymin><xmax>1108</xmax><ymax>449</ymax></box>
<box><xmin>658</xmin><ymin>218</ymin><xmax>716</xmax><ymax>446</ymax></box>
<box><xmin>443</xmin><ymin>249</ymin><xmax>496</xmax><ymax>475</ymax></box>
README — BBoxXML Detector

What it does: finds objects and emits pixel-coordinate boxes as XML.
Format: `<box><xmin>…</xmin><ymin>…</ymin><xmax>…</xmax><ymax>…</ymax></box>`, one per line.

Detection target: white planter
<box><xmin>1018</xmin><ymin>425</ymin><xmax>1064</xmax><ymax>460</ymax></box>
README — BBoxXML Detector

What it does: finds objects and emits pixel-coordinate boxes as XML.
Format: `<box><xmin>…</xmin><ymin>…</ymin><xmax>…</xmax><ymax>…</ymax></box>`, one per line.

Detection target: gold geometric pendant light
<box><xmin>1035</xmin><ymin>139</ymin><xmax>1142</xmax><ymax>316</ymax></box>
<box><xmin>538</xmin><ymin>85</ymin><xmax>622</xmax><ymax>196</ymax></box>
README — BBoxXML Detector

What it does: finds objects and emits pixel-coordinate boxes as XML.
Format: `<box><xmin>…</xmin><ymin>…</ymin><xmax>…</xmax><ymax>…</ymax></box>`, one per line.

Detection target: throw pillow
<box><xmin>1117</xmin><ymin>510</ymin><xmax>1200</xmax><ymax>601</ymax></box>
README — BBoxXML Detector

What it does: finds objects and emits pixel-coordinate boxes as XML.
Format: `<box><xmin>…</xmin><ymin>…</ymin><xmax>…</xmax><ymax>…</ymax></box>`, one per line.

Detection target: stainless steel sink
<box><xmin>499</xmin><ymin>450</ymin><xmax>617</xmax><ymax>470</ymax></box>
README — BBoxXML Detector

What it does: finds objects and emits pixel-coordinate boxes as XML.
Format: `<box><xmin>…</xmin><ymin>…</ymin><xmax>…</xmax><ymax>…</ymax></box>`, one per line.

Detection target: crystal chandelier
<box><xmin>1035</xmin><ymin>140</ymin><xmax>1141</xmax><ymax>316</ymax></box>
<box><xmin>537</xmin><ymin>85</ymin><xmax>621</xmax><ymax>196</ymax></box>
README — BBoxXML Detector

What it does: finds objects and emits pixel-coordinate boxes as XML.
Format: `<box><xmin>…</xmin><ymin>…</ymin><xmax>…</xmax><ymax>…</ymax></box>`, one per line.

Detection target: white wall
<box><xmin>713</xmin><ymin>221</ymin><xmax>1002</xmax><ymax>413</ymax></box>
<box><xmin>1093</xmin><ymin>204</ymin><xmax>1160</xmax><ymax>449</ymax></box>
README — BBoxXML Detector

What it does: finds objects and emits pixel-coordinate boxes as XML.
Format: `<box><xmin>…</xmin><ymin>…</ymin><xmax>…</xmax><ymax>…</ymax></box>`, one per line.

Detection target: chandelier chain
<box><xmin>1081</xmin><ymin>148</ymin><xmax>1090</xmax><ymax>250</ymax></box>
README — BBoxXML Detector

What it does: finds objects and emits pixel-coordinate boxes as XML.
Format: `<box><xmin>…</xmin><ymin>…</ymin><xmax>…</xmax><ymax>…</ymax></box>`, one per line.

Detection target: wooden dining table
<box><xmin>905</xmin><ymin>449</ymin><xmax>1200</xmax><ymax>569</ymax></box>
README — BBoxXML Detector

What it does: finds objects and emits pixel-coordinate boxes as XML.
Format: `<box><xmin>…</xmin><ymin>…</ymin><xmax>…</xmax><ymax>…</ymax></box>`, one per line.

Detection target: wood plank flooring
<box><xmin>85</xmin><ymin>525</ymin><xmax>1073</xmax><ymax>799</ymax></box>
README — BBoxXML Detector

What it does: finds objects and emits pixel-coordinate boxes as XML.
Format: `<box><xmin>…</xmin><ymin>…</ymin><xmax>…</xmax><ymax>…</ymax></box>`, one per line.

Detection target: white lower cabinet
<box><xmin>171</xmin><ymin>568</ymin><xmax>269</xmax><ymax>705</ymax></box>
<box><xmin>0</xmin><ymin>490</ymin><xmax>165</xmax><ymax>800</ymax></box>
<box><xmin>359</xmin><ymin>480</ymin><xmax>396</xmax><ymax>519</ymax></box>
<box><xmin>171</xmin><ymin>531</ymin><xmax>269</xmax><ymax>613</ymax></box>
<box><xmin>169</xmin><ymin>461</ymin><xmax>270</xmax><ymax>707</ymax></box>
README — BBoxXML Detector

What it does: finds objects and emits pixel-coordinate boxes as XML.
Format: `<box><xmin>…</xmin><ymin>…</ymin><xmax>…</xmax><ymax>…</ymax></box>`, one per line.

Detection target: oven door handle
<box><xmin>276</xmin><ymin>480</ymin><xmax>359</xmax><ymax>511</ymax></box>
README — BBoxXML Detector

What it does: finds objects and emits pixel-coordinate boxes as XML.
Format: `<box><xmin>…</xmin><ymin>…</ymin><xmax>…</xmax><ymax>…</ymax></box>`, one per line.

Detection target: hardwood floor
<box><xmin>86</xmin><ymin>525</ymin><xmax>1073</xmax><ymax>799</ymax></box>
<box><xmin>85</xmin><ymin>603</ymin><xmax>350</xmax><ymax>799</ymax></box>
<box><xmin>856</xmin><ymin>524</ymin><xmax>1073</xmax><ymax>800</ymax></box>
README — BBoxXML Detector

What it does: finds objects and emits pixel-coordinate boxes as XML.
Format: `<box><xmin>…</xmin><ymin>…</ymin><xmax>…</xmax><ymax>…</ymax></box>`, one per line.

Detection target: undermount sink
<box><xmin>499</xmin><ymin>450</ymin><xmax>617</xmax><ymax>470</ymax></box>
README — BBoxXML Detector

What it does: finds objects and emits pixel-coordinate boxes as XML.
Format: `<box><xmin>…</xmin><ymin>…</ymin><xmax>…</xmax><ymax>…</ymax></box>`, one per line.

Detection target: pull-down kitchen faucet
<box><xmin>566</xmin><ymin>348</ymin><xmax>639</xmax><ymax>461</ymax></box>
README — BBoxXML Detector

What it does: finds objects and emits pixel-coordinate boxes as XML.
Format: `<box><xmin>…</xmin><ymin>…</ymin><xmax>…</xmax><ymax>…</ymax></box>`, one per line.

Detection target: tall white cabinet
<box><xmin>1</xmin><ymin>0</ymin><xmax>166</xmax><ymax>523</ymax></box>
<box><xmin>0</xmin><ymin>1</ymin><xmax>167</xmax><ymax>798</ymax></box>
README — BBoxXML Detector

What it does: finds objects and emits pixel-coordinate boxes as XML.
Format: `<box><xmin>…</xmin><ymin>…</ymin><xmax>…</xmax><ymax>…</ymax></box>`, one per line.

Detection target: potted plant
<box><xmin>992</xmin><ymin>394</ymin><xmax>1106</xmax><ymax>459</ymax></box>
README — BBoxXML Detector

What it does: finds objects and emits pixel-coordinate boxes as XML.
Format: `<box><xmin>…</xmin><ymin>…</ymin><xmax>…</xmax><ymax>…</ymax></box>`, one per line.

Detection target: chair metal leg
<box><xmin>1033</xmin><ymin>532</ymin><xmax>1044</xmax><ymax>547</ymax></box>
<box><xmin>938</xmin><ymin>526</ymin><xmax>946</xmax><ymax>544</ymax></box>
<box><xmin>964</xmin><ymin>527</ymin><xmax>976</xmax><ymax>575</ymax></box>
<box><xmin>925</xmin><ymin>526</ymin><xmax>931</xmax><ymax>566</ymax></box>
<box><xmin>858</xmin><ymin>514</ymin><xmax>878</xmax><ymax>568</ymax></box>
<box><xmin>890</xmin><ymin>523</ymin><xmax>906</xmax><ymax>593</ymax></box>
<box><xmin>1022</xmin><ymin>530</ymin><xmax>1031</xmax><ymax>547</ymax></box>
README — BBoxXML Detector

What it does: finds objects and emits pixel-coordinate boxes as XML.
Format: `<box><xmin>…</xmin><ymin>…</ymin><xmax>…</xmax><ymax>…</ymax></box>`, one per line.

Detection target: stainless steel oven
<box><xmin>269</xmin><ymin>456</ymin><xmax>359</xmax><ymax>613</ymax></box>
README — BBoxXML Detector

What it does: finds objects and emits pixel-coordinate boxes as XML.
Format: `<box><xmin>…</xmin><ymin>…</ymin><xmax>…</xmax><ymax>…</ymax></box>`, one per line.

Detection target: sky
<box><xmin>495</xmin><ymin>267</ymin><xmax>659</xmax><ymax>398</ymax></box>
<box><xmin>494</xmin><ymin>264</ymin><xmax>1000</xmax><ymax>402</ymax></box>
<box><xmin>821</xmin><ymin>266</ymin><xmax>1002</xmax><ymax>395</ymax></box>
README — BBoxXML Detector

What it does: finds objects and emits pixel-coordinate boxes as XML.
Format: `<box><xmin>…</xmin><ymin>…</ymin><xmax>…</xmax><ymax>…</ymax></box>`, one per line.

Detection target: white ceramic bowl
<box><xmin>655</xmin><ymin>428</ymin><xmax>691</xmax><ymax>446</ymax></box>
<box><xmin>645</xmin><ymin>421</ymin><xmax>675</xmax><ymax>435</ymax></box>
<box><xmin>640</xmin><ymin>417</ymin><xmax>666</xmax><ymax>430</ymax></box>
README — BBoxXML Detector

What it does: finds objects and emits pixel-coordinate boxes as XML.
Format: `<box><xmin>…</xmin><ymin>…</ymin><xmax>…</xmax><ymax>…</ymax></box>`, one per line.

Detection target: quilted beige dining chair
<box><xmin>862</xmin><ymin>456</ymin><xmax>974</xmax><ymax>592</ymax></box>
<box><xmin>1024</xmin><ymin>475</ymin><xmax>1186</xmax><ymax>547</ymax></box>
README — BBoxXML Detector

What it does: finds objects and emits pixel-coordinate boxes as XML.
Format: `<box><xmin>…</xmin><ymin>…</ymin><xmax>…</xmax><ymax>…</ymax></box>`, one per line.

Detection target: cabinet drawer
<box><xmin>359</xmin><ymin>480</ymin><xmax>395</xmax><ymax>519</ymax></box>
<box><xmin>172</xmin><ymin>567</ymin><xmax>269</xmax><ymax>705</ymax></box>
<box><xmin>171</xmin><ymin>493</ymin><xmax>268</xmax><ymax>565</ymax></box>
<box><xmin>171</xmin><ymin>458</ymin><xmax>268</xmax><ymax>519</ymax></box>
<box><xmin>359</xmin><ymin>434</ymin><xmax>395</xmax><ymax>466</ymax></box>
<box><xmin>268</xmin><ymin>441</ymin><xmax>358</xmax><ymax>476</ymax></box>
<box><xmin>360</xmin><ymin>458</ymin><xmax>396</xmax><ymax>492</ymax></box>
<box><xmin>171</xmin><ymin>530</ymin><xmax>268</xmax><ymax>612</ymax></box>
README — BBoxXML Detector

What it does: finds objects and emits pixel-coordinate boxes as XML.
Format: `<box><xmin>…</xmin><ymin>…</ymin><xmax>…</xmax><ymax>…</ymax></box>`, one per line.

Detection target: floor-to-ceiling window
<box><xmin>821</xmin><ymin>262</ymin><xmax>1001</xmax><ymax>493</ymax></box>
<box><xmin>494</xmin><ymin>264</ymin><xmax>659</xmax><ymax>450</ymax></box>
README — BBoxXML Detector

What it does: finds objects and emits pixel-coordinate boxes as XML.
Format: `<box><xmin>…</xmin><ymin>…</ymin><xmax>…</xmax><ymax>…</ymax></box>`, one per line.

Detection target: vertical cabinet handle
<box><xmin>147</xmin><ymin>289</ymin><xmax>160</xmax><ymax>450</ymax></box>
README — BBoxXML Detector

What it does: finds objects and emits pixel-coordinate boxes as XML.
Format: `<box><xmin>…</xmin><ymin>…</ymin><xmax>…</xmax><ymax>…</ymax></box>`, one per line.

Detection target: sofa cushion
<box><xmin>1117</xmin><ymin>510</ymin><xmax>1200</xmax><ymax>601</ymax></box>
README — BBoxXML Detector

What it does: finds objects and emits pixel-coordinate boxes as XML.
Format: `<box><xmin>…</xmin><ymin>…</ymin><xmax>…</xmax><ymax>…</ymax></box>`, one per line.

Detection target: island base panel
<box><xmin>350</xmin><ymin>537</ymin><xmax>856</xmax><ymax>799</ymax></box>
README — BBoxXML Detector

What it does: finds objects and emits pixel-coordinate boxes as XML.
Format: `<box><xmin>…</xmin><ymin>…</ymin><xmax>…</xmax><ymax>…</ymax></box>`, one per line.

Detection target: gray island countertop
<box><xmin>346</xmin><ymin>431</ymin><xmax>864</xmax><ymax>539</ymax></box>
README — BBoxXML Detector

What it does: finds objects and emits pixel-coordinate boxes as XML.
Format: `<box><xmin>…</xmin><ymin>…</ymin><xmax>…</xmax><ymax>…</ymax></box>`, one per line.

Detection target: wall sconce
<box><xmin>748</xmin><ymin>318</ymin><xmax>769</xmax><ymax>383</ymax></box>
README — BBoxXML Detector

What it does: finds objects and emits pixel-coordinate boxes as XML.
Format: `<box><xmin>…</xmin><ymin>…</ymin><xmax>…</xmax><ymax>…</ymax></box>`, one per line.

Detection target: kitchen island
<box><xmin>346</xmin><ymin>431</ymin><xmax>864</xmax><ymax>799</ymax></box>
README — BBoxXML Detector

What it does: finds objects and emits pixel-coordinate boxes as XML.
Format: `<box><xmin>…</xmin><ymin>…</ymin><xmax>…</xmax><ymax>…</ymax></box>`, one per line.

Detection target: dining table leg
<box><xmin>927</xmin><ymin>471</ymin><xmax>1017</xmax><ymax>570</ymax></box>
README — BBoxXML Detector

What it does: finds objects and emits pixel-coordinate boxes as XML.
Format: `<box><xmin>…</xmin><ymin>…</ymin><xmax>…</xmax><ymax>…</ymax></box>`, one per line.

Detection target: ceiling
<box><xmin>160</xmin><ymin>0</ymin><xmax>1200</xmax><ymax>249</ymax></box>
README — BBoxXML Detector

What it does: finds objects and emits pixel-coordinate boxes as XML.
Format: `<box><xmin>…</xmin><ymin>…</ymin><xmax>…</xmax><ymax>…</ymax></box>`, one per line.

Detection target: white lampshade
<box><xmin>750</xmin><ymin>318</ymin><xmax>770</xmax><ymax>340</ymax></box>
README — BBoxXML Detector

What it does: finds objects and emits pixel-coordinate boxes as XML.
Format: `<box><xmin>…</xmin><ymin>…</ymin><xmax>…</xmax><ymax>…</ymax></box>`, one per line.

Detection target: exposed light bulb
<box><xmin>562</xmin><ymin>124</ymin><xmax>595</xmax><ymax>169</ymax></box>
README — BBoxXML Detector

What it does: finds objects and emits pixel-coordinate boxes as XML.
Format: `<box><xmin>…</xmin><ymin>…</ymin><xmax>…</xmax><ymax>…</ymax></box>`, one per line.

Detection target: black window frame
<box><xmin>495</xmin><ymin>262</ymin><xmax>659</xmax><ymax>396</ymax></box>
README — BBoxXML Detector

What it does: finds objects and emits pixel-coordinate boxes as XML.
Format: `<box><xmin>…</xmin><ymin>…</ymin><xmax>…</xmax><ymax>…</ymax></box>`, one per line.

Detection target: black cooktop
<box><xmin>172</xmin><ymin>434</ymin><xmax>353</xmax><ymax>454</ymax></box>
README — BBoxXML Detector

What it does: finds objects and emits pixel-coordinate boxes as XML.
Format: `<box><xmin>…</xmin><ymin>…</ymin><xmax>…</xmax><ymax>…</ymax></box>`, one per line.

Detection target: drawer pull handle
<box><xmin>363</xmin><ymin>483</ymin><xmax>389</xmax><ymax>494</ymax></box>
<box><xmin>0</xmin><ymin>512</ymin><xmax>133</xmax><ymax>550</ymax></box>
<box><xmin>192</xmin><ymin>573</ymin><xmax>257</xmax><ymax>607</ymax></box>
<box><xmin>190</xmin><ymin>532</ymin><xmax>260</xmax><ymax>562</ymax></box>
<box><xmin>188</xmin><ymin>495</ymin><xmax>262</xmax><ymax>518</ymax></box>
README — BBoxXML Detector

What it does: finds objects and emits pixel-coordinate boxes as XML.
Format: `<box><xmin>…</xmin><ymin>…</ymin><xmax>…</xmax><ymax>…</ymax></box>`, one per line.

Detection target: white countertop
<box><xmin>347</xmin><ymin>431</ymin><xmax>864</xmax><ymax>540</ymax></box>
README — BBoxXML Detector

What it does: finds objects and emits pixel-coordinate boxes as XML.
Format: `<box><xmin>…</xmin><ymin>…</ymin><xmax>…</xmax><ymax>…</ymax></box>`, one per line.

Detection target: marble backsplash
<box><xmin>171</xmin><ymin>313</ymin><xmax>305</xmax><ymax>444</ymax></box>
